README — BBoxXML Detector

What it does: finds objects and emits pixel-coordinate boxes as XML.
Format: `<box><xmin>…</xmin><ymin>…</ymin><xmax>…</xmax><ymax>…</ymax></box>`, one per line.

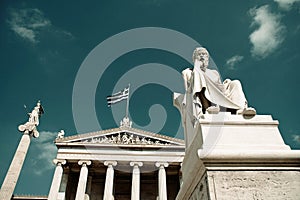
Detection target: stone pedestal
<box><xmin>174</xmin><ymin>113</ymin><xmax>300</xmax><ymax>200</ymax></box>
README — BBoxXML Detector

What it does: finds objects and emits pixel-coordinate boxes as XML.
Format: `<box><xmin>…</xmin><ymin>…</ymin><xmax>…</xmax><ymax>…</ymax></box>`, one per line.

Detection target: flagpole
<box><xmin>125</xmin><ymin>84</ymin><xmax>130</xmax><ymax>118</ymax></box>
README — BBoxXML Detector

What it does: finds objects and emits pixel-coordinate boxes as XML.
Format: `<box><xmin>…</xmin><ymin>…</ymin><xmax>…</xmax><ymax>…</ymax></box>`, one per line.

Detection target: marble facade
<box><xmin>48</xmin><ymin>126</ymin><xmax>185</xmax><ymax>200</ymax></box>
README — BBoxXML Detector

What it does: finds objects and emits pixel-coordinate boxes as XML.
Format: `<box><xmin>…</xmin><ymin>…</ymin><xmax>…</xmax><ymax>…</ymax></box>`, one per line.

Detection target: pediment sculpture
<box><xmin>80</xmin><ymin>132</ymin><xmax>171</xmax><ymax>146</ymax></box>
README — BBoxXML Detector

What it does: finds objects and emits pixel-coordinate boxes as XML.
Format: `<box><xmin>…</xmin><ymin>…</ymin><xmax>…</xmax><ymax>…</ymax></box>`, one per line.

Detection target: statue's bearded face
<box><xmin>193</xmin><ymin>47</ymin><xmax>209</xmax><ymax>67</ymax></box>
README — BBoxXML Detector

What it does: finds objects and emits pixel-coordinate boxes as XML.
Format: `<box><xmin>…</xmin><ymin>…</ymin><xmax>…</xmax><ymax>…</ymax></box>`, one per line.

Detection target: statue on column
<box><xmin>18</xmin><ymin>100</ymin><xmax>44</xmax><ymax>138</ymax></box>
<box><xmin>182</xmin><ymin>47</ymin><xmax>256</xmax><ymax>119</ymax></box>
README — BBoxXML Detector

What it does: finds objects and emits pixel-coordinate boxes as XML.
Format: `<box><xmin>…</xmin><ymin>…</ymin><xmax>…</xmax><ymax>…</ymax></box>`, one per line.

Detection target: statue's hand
<box><xmin>223</xmin><ymin>79</ymin><xmax>231</xmax><ymax>96</ymax></box>
<box><xmin>223</xmin><ymin>79</ymin><xmax>231</xmax><ymax>85</ymax></box>
<box><xmin>194</xmin><ymin>59</ymin><xmax>203</xmax><ymax>68</ymax></box>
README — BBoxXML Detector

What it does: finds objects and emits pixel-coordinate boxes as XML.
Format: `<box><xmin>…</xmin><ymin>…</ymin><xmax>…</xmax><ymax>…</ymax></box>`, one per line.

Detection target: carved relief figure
<box><xmin>56</xmin><ymin>130</ymin><xmax>65</xmax><ymax>139</ymax></box>
<box><xmin>182</xmin><ymin>47</ymin><xmax>256</xmax><ymax>118</ymax></box>
<box><xmin>81</xmin><ymin>133</ymin><xmax>169</xmax><ymax>145</ymax></box>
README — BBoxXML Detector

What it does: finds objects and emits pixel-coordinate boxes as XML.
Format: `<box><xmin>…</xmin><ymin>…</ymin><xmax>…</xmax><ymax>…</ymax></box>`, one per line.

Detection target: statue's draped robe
<box><xmin>191</xmin><ymin>66</ymin><xmax>247</xmax><ymax>110</ymax></box>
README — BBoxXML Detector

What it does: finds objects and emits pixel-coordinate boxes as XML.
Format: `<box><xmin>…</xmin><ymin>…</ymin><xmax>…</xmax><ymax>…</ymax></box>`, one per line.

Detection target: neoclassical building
<box><xmin>47</xmin><ymin>118</ymin><xmax>185</xmax><ymax>200</ymax></box>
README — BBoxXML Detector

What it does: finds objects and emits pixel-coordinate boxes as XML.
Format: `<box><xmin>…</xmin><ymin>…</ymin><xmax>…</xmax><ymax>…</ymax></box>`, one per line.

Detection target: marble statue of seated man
<box><xmin>182</xmin><ymin>47</ymin><xmax>256</xmax><ymax>117</ymax></box>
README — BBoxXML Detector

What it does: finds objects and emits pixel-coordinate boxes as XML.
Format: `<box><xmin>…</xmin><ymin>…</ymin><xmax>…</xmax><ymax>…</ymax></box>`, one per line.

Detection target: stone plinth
<box><xmin>175</xmin><ymin>113</ymin><xmax>300</xmax><ymax>200</ymax></box>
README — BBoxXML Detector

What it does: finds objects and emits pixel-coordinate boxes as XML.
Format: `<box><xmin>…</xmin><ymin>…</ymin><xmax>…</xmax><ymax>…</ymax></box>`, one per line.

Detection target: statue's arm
<box><xmin>182</xmin><ymin>68</ymin><xmax>193</xmax><ymax>92</ymax></box>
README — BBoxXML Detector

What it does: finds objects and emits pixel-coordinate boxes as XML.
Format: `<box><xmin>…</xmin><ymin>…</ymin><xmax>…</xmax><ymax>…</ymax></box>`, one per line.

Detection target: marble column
<box><xmin>103</xmin><ymin>161</ymin><xmax>117</xmax><ymax>200</ymax></box>
<box><xmin>155</xmin><ymin>162</ymin><xmax>169</xmax><ymax>200</ymax></box>
<box><xmin>57</xmin><ymin>171</ymin><xmax>69</xmax><ymax>200</ymax></box>
<box><xmin>130</xmin><ymin>162</ymin><xmax>143</xmax><ymax>200</ymax></box>
<box><xmin>85</xmin><ymin>176</ymin><xmax>92</xmax><ymax>200</ymax></box>
<box><xmin>48</xmin><ymin>159</ymin><xmax>67</xmax><ymax>200</ymax></box>
<box><xmin>0</xmin><ymin>133</ymin><xmax>31</xmax><ymax>200</ymax></box>
<box><xmin>179</xmin><ymin>163</ymin><xmax>183</xmax><ymax>187</ymax></box>
<box><xmin>75</xmin><ymin>160</ymin><xmax>91</xmax><ymax>200</ymax></box>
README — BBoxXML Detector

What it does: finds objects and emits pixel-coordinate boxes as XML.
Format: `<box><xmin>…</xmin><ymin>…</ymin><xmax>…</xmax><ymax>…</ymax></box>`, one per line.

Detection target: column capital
<box><xmin>104</xmin><ymin>161</ymin><xmax>117</xmax><ymax>167</ymax></box>
<box><xmin>78</xmin><ymin>160</ymin><xmax>91</xmax><ymax>166</ymax></box>
<box><xmin>130</xmin><ymin>161</ymin><xmax>143</xmax><ymax>167</ymax></box>
<box><xmin>155</xmin><ymin>162</ymin><xmax>169</xmax><ymax>168</ymax></box>
<box><xmin>53</xmin><ymin>159</ymin><xmax>66</xmax><ymax>166</ymax></box>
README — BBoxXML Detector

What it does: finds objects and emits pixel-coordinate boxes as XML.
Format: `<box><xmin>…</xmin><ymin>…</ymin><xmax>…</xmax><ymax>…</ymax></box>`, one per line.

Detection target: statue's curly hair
<box><xmin>192</xmin><ymin>47</ymin><xmax>209</xmax><ymax>62</ymax></box>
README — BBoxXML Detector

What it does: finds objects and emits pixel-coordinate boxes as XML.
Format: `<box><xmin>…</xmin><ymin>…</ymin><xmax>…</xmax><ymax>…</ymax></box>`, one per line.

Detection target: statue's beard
<box><xmin>199</xmin><ymin>59</ymin><xmax>209</xmax><ymax>71</ymax></box>
<box><xmin>194</xmin><ymin>59</ymin><xmax>209</xmax><ymax>72</ymax></box>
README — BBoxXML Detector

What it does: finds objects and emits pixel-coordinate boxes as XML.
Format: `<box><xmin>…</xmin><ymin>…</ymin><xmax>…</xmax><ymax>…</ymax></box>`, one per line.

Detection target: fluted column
<box><xmin>155</xmin><ymin>162</ymin><xmax>169</xmax><ymax>200</ymax></box>
<box><xmin>48</xmin><ymin>159</ymin><xmax>67</xmax><ymax>199</ymax></box>
<box><xmin>103</xmin><ymin>161</ymin><xmax>117</xmax><ymax>200</ymax></box>
<box><xmin>130</xmin><ymin>162</ymin><xmax>143</xmax><ymax>200</ymax></box>
<box><xmin>75</xmin><ymin>160</ymin><xmax>91</xmax><ymax>200</ymax></box>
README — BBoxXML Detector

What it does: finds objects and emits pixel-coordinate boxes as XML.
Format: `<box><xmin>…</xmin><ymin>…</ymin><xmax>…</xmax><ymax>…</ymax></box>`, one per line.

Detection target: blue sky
<box><xmin>0</xmin><ymin>0</ymin><xmax>300</xmax><ymax>196</ymax></box>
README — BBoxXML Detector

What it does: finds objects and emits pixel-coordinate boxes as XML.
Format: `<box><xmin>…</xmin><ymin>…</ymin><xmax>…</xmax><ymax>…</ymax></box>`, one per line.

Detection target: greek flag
<box><xmin>107</xmin><ymin>86</ymin><xmax>129</xmax><ymax>107</ymax></box>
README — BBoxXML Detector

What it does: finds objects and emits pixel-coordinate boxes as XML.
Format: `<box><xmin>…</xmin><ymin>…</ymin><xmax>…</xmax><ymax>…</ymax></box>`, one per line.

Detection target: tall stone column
<box><xmin>0</xmin><ymin>101</ymin><xmax>43</xmax><ymax>200</ymax></box>
<box><xmin>0</xmin><ymin>133</ymin><xmax>31</xmax><ymax>200</ymax></box>
<box><xmin>155</xmin><ymin>162</ymin><xmax>169</xmax><ymax>200</ymax></box>
<box><xmin>48</xmin><ymin>159</ymin><xmax>67</xmax><ymax>200</ymax></box>
<box><xmin>75</xmin><ymin>160</ymin><xmax>91</xmax><ymax>200</ymax></box>
<box><xmin>103</xmin><ymin>161</ymin><xmax>117</xmax><ymax>200</ymax></box>
<box><xmin>85</xmin><ymin>176</ymin><xmax>92</xmax><ymax>200</ymax></box>
<box><xmin>130</xmin><ymin>162</ymin><xmax>143</xmax><ymax>200</ymax></box>
<box><xmin>57</xmin><ymin>171</ymin><xmax>69</xmax><ymax>200</ymax></box>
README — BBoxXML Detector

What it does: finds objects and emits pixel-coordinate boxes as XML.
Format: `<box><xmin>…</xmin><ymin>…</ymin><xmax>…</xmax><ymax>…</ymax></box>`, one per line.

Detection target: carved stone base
<box><xmin>188</xmin><ymin>170</ymin><xmax>300</xmax><ymax>200</ymax></box>
<box><xmin>177</xmin><ymin>149</ymin><xmax>300</xmax><ymax>200</ymax></box>
<box><xmin>175</xmin><ymin>114</ymin><xmax>300</xmax><ymax>200</ymax></box>
<box><xmin>207</xmin><ymin>170</ymin><xmax>300</xmax><ymax>200</ymax></box>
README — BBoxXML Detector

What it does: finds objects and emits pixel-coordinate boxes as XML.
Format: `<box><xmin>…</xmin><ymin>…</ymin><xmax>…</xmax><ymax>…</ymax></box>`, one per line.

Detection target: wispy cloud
<box><xmin>31</xmin><ymin>131</ymin><xmax>58</xmax><ymax>175</ymax></box>
<box><xmin>292</xmin><ymin>134</ymin><xmax>300</xmax><ymax>144</ymax></box>
<box><xmin>274</xmin><ymin>0</ymin><xmax>300</xmax><ymax>10</ymax></box>
<box><xmin>225</xmin><ymin>55</ymin><xmax>244</xmax><ymax>69</ymax></box>
<box><xmin>249</xmin><ymin>5</ymin><xmax>286</xmax><ymax>59</ymax></box>
<box><xmin>7</xmin><ymin>8</ymin><xmax>51</xmax><ymax>43</ymax></box>
<box><xmin>7</xmin><ymin>7</ymin><xmax>74</xmax><ymax>44</ymax></box>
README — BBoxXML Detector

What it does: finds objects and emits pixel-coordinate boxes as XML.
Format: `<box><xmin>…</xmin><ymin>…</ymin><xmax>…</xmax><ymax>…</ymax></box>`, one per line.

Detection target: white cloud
<box><xmin>8</xmin><ymin>8</ymin><xmax>51</xmax><ymax>43</ymax></box>
<box><xmin>31</xmin><ymin>131</ymin><xmax>58</xmax><ymax>175</ymax></box>
<box><xmin>225</xmin><ymin>55</ymin><xmax>244</xmax><ymax>69</ymax></box>
<box><xmin>249</xmin><ymin>5</ymin><xmax>286</xmax><ymax>59</ymax></box>
<box><xmin>7</xmin><ymin>7</ymin><xmax>74</xmax><ymax>44</ymax></box>
<box><xmin>274</xmin><ymin>0</ymin><xmax>300</xmax><ymax>10</ymax></box>
<box><xmin>292</xmin><ymin>134</ymin><xmax>300</xmax><ymax>143</ymax></box>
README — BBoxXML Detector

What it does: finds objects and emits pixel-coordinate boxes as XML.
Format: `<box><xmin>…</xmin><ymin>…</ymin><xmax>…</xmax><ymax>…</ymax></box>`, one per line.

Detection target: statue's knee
<box><xmin>230</xmin><ymin>80</ymin><xmax>242</xmax><ymax>88</ymax></box>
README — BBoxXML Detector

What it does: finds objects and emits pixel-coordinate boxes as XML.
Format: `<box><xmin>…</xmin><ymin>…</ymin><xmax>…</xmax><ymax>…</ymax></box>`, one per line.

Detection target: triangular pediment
<box><xmin>55</xmin><ymin>127</ymin><xmax>184</xmax><ymax>147</ymax></box>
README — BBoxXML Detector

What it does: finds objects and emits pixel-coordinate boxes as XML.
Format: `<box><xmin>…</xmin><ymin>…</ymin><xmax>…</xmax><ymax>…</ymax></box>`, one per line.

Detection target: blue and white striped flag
<box><xmin>107</xmin><ymin>86</ymin><xmax>129</xmax><ymax>107</ymax></box>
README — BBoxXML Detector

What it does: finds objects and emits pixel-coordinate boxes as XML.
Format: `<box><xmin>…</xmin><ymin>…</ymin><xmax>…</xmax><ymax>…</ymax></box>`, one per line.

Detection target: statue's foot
<box><xmin>237</xmin><ymin>107</ymin><xmax>256</xmax><ymax>116</ymax></box>
<box><xmin>206</xmin><ymin>106</ymin><xmax>220</xmax><ymax>114</ymax></box>
<box><xmin>197</xmin><ymin>113</ymin><xmax>204</xmax><ymax>119</ymax></box>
